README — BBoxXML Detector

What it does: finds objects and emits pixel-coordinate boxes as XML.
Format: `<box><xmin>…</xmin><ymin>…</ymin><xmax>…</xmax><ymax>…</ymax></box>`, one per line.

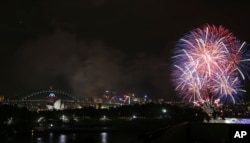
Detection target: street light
<box><xmin>162</xmin><ymin>108</ymin><xmax>167</xmax><ymax>118</ymax></box>
<box><xmin>162</xmin><ymin>109</ymin><xmax>167</xmax><ymax>113</ymax></box>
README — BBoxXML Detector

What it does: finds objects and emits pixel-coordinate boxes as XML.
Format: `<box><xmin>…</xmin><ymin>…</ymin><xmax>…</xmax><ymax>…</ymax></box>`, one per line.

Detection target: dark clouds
<box><xmin>0</xmin><ymin>0</ymin><xmax>250</xmax><ymax>100</ymax></box>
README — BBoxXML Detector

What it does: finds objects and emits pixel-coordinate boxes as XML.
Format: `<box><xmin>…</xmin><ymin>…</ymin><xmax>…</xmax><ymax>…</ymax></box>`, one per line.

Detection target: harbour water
<box><xmin>2</xmin><ymin>131</ymin><xmax>142</xmax><ymax>143</ymax></box>
<box><xmin>1</xmin><ymin>119</ymin><xmax>176</xmax><ymax>143</ymax></box>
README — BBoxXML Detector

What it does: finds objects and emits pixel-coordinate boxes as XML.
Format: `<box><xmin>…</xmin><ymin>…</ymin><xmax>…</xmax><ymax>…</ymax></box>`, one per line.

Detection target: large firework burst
<box><xmin>171</xmin><ymin>24</ymin><xmax>250</xmax><ymax>105</ymax></box>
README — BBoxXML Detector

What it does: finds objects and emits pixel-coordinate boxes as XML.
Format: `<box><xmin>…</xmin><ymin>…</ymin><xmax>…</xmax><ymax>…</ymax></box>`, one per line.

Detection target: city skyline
<box><xmin>1</xmin><ymin>0</ymin><xmax>250</xmax><ymax>101</ymax></box>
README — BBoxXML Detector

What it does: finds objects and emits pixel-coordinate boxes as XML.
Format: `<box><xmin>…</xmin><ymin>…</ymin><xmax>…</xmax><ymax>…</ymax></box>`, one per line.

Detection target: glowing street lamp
<box><xmin>162</xmin><ymin>108</ymin><xmax>167</xmax><ymax>118</ymax></box>
<box><xmin>162</xmin><ymin>109</ymin><xmax>167</xmax><ymax>113</ymax></box>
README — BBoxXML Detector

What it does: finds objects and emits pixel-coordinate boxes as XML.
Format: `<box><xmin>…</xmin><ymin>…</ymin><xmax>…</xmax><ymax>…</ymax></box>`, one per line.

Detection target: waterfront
<box><xmin>0</xmin><ymin>119</ymin><xmax>174</xmax><ymax>143</ymax></box>
<box><xmin>1</xmin><ymin>102</ymin><xmax>250</xmax><ymax>143</ymax></box>
<box><xmin>3</xmin><ymin>120</ymin><xmax>250</xmax><ymax>143</ymax></box>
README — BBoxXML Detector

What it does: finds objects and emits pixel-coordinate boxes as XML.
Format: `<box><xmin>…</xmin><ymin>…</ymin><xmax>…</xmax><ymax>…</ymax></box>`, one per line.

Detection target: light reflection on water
<box><xmin>2</xmin><ymin>128</ymin><xmax>138</xmax><ymax>143</ymax></box>
<box><xmin>30</xmin><ymin>131</ymin><xmax>135</xmax><ymax>143</ymax></box>
<box><xmin>36</xmin><ymin>137</ymin><xmax>43</xmax><ymax>143</ymax></box>
<box><xmin>49</xmin><ymin>132</ymin><xmax>53</xmax><ymax>143</ymax></box>
<box><xmin>59</xmin><ymin>134</ymin><xmax>66</xmax><ymax>143</ymax></box>
<box><xmin>101</xmin><ymin>132</ymin><xmax>108</xmax><ymax>143</ymax></box>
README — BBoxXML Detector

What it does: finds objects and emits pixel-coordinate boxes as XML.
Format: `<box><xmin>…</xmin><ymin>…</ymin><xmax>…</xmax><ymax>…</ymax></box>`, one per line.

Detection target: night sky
<box><xmin>1</xmin><ymin>0</ymin><xmax>250</xmax><ymax>100</ymax></box>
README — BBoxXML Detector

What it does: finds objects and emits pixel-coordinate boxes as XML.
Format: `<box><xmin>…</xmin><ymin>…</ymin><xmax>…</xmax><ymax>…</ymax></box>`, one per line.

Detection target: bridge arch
<box><xmin>15</xmin><ymin>89</ymin><xmax>79</xmax><ymax>102</ymax></box>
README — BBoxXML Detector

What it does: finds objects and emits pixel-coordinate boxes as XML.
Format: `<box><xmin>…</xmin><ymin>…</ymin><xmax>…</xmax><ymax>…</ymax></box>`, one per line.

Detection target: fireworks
<box><xmin>171</xmin><ymin>24</ymin><xmax>250</xmax><ymax>105</ymax></box>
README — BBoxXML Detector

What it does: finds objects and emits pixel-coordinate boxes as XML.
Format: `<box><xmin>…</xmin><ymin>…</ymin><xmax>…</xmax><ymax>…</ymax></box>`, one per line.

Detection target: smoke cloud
<box><xmin>9</xmin><ymin>29</ymin><xmax>165</xmax><ymax>99</ymax></box>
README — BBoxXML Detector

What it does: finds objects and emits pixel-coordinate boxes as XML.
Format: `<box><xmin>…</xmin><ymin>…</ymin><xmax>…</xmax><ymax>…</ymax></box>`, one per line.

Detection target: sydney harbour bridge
<box><xmin>6</xmin><ymin>88</ymin><xmax>123</xmax><ymax>111</ymax></box>
<box><xmin>6</xmin><ymin>88</ymin><xmax>84</xmax><ymax>110</ymax></box>
<box><xmin>13</xmin><ymin>89</ymin><xmax>79</xmax><ymax>102</ymax></box>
